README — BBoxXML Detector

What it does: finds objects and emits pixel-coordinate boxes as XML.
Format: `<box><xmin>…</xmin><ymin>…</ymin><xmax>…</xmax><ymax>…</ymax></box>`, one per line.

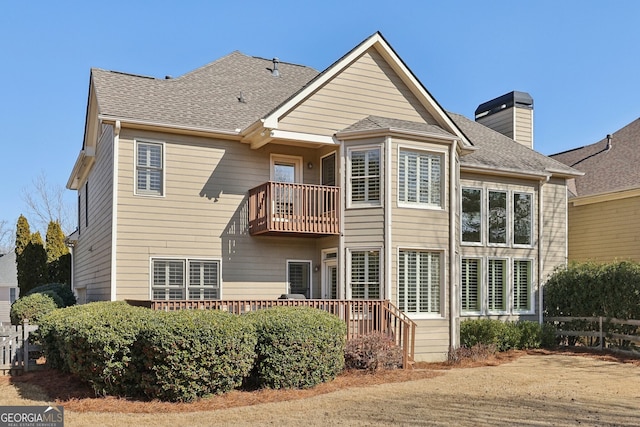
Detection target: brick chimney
<box><xmin>475</xmin><ymin>91</ymin><xmax>534</xmax><ymax>149</ymax></box>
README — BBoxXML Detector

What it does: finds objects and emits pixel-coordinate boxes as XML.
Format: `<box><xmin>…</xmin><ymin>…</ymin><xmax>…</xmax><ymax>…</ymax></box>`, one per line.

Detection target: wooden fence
<box><xmin>545</xmin><ymin>316</ymin><xmax>640</xmax><ymax>351</ymax></box>
<box><xmin>0</xmin><ymin>322</ymin><xmax>40</xmax><ymax>374</ymax></box>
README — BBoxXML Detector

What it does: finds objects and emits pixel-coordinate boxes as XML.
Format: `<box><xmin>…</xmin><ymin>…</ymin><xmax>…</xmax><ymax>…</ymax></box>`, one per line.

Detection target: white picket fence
<box><xmin>0</xmin><ymin>322</ymin><xmax>40</xmax><ymax>374</ymax></box>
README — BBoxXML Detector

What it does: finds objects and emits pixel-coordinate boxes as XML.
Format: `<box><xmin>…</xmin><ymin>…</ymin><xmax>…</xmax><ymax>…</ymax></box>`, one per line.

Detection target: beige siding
<box><xmin>74</xmin><ymin>124</ymin><xmax>114</xmax><ymax>302</ymax></box>
<box><xmin>567</xmin><ymin>195</ymin><xmax>640</xmax><ymax>263</ymax></box>
<box><xmin>116</xmin><ymin>131</ymin><xmax>325</xmax><ymax>300</ymax></box>
<box><xmin>514</xmin><ymin>108</ymin><xmax>533</xmax><ymax>148</ymax></box>
<box><xmin>0</xmin><ymin>287</ymin><xmax>11</xmax><ymax>324</ymax></box>
<box><xmin>413</xmin><ymin>319</ymin><xmax>450</xmax><ymax>362</ymax></box>
<box><xmin>542</xmin><ymin>178</ymin><xmax>568</xmax><ymax>278</ymax></box>
<box><xmin>279</xmin><ymin>48</ymin><xmax>437</xmax><ymax>135</ymax></box>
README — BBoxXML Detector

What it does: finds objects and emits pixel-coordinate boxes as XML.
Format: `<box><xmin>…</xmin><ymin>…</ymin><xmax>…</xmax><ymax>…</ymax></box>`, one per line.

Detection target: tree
<box><xmin>0</xmin><ymin>219</ymin><xmax>14</xmax><ymax>254</ymax></box>
<box><xmin>21</xmin><ymin>170</ymin><xmax>74</xmax><ymax>235</ymax></box>
<box><xmin>15</xmin><ymin>215</ymin><xmax>31</xmax><ymax>256</ymax></box>
<box><xmin>16</xmin><ymin>226</ymin><xmax>48</xmax><ymax>295</ymax></box>
<box><xmin>45</xmin><ymin>220</ymin><xmax>71</xmax><ymax>284</ymax></box>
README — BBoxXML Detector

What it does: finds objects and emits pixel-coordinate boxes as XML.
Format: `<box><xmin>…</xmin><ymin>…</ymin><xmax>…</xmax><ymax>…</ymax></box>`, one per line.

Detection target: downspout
<box><xmin>449</xmin><ymin>142</ymin><xmax>458</xmax><ymax>348</ymax></box>
<box><xmin>338</xmin><ymin>140</ymin><xmax>346</xmax><ymax>299</ymax></box>
<box><xmin>110</xmin><ymin>120</ymin><xmax>121</xmax><ymax>301</ymax></box>
<box><xmin>537</xmin><ymin>175</ymin><xmax>549</xmax><ymax>324</ymax></box>
<box><xmin>385</xmin><ymin>136</ymin><xmax>392</xmax><ymax>300</ymax></box>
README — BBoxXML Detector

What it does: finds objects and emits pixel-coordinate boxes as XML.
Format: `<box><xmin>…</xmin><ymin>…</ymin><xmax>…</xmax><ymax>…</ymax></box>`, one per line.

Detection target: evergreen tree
<box><xmin>19</xmin><ymin>232</ymin><xmax>48</xmax><ymax>294</ymax></box>
<box><xmin>45</xmin><ymin>220</ymin><xmax>70</xmax><ymax>284</ymax></box>
<box><xmin>15</xmin><ymin>215</ymin><xmax>30</xmax><ymax>256</ymax></box>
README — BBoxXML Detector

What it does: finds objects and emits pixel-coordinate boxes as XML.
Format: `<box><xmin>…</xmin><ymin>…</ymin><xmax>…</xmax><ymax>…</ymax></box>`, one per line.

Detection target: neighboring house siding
<box><xmin>279</xmin><ymin>48</ymin><xmax>437</xmax><ymax>134</ymax></box>
<box><xmin>567</xmin><ymin>195</ymin><xmax>640</xmax><ymax>263</ymax></box>
<box><xmin>116</xmin><ymin>130</ymin><xmax>325</xmax><ymax>300</ymax></box>
<box><xmin>74</xmin><ymin>124</ymin><xmax>114</xmax><ymax>302</ymax></box>
<box><xmin>0</xmin><ymin>288</ymin><xmax>11</xmax><ymax>324</ymax></box>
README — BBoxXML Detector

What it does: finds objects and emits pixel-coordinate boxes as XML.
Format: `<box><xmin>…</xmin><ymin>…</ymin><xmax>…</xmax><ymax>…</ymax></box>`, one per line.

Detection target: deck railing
<box><xmin>128</xmin><ymin>299</ymin><xmax>415</xmax><ymax>368</ymax></box>
<box><xmin>248</xmin><ymin>182</ymin><xmax>340</xmax><ymax>236</ymax></box>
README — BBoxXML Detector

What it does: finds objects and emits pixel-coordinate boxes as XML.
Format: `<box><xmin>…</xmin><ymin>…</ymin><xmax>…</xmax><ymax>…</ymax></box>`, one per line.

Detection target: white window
<box><xmin>9</xmin><ymin>288</ymin><xmax>17</xmax><ymax>304</ymax></box>
<box><xmin>152</xmin><ymin>258</ymin><xmax>220</xmax><ymax>300</ymax></box>
<box><xmin>487</xmin><ymin>259</ymin><xmax>507</xmax><ymax>312</ymax></box>
<box><xmin>348</xmin><ymin>147</ymin><xmax>381</xmax><ymax>206</ymax></box>
<box><xmin>513</xmin><ymin>192</ymin><xmax>533</xmax><ymax>246</ymax></box>
<box><xmin>398</xmin><ymin>149</ymin><xmax>442</xmax><ymax>208</ymax></box>
<box><xmin>460</xmin><ymin>258</ymin><xmax>481</xmax><ymax>313</ymax></box>
<box><xmin>461</xmin><ymin>187</ymin><xmax>482</xmax><ymax>243</ymax></box>
<box><xmin>513</xmin><ymin>259</ymin><xmax>532</xmax><ymax>312</ymax></box>
<box><xmin>287</xmin><ymin>260</ymin><xmax>311</xmax><ymax>298</ymax></box>
<box><xmin>350</xmin><ymin>250</ymin><xmax>380</xmax><ymax>299</ymax></box>
<box><xmin>136</xmin><ymin>141</ymin><xmax>163</xmax><ymax>196</ymax></box>
<box><xmin>398</xmin><ymin>250</ymin><xmax>441</xmax><ymax>315</ymax></box>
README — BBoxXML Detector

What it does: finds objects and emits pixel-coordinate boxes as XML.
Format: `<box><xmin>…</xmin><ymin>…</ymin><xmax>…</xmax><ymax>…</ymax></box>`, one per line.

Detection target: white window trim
<box><xmin>512</xmin><ymin>191</ymin><xmax>535</xmax><ymax>248</ymax></box>
<box><xmin>397</xmin><ymin>145</ymin><xmax>445</xmax><ymax>211</ymax></box>
<box><xmin>346</xmin><ymin>145</ymin><xmax>382</xmax><ymax>209</ymax></box>
<box><xmin>460</xmin><ymin>186</ymin><xmax>484</xmax><ymax>247</ymax></box>
<box><xmin>134</xmin><ymin>139</ymin><xmax>166</xmax><ymax>197</ymax></box>
<box><xmin>486</xmin><ymin>257</ymin><xmax>510</xmax><ymax>315</ymax></box>
<box><xmin>346</xmin><ymin>247</ymin><xmax>382</xmax><ymax>299</ymax></box>
<box><xmin>270</xmin><ymin>154</ymin><xmax>303</xmax><ymax>182</ymax></box>
<box><xmin>487</xmin><ymin>190</ymin><xmax>510</xmax><ymax>247</ymax></box>
<box><xmin>460</xmin><ymin>257</ymin><xmax>483</xmax><ymax>316</ymax></box>
<box><xmin>286</xmin><ymin>259</ymin><xmax>312</xmax><ymax>298</ymax></box>
<box><xmin>149</xmin><ymin>256</ymin><xmax>222</xmax><ymax>300</ymax></box>
<box><xmin>397</xmin><ymin>247</ymin><xmax>444</xmax><ymax>319</ymax></box>
<box><xmin>512</xmin><ymin>258</ymin><xmax>535</xmax><ymax>314</ymax></box>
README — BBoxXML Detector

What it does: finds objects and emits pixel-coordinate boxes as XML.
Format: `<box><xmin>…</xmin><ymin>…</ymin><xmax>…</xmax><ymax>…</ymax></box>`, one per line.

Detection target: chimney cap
<box><xmin>475</xmin><ymin>91</ymin><xmax>533</xmax><ymax>118</ymax></box>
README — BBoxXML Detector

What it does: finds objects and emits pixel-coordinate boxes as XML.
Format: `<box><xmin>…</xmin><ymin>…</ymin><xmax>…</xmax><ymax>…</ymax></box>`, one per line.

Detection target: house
<box><xmin>550</xmin><ymin>118</ymin><xmax>640</xmax><ymax>262</ymax></box>
<box><xmin>0</xmin><ymin>253</ymin><xmax>18</xmax><ymax>324</ymax></box>
<box><xmin>66</xmin><ymin>32</ymin><xmax>580</xmax><ymax>361</ymax></box>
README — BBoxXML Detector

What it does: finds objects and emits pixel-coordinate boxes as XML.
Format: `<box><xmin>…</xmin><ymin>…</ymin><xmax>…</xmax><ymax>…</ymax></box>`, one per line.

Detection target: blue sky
<box><xmin>1</xmin><ymin>1</ymin><xmax>639</xmax><ymax>235</ymax></box>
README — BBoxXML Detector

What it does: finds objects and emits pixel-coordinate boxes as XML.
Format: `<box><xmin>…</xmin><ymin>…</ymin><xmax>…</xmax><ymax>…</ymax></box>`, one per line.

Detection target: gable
<box><xmin>278</xmin><ymin>48</ymin><xmax>438</xmax><ymax>135</ymax></box>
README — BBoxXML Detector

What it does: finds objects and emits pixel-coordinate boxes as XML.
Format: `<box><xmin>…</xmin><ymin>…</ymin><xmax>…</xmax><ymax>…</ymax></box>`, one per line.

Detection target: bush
<box><xmin>344</xmin><ymin>332</ymin><xmax>403</xmax><ymax>371</ymax></box>
<box><xmin>448</xmin><ymin>343</ymin><xmax>496</xmax><ymax>364</ymax></box>
<box><xmin>38</xmin><ymin>301</ymin><xmax>155</xmax><ymax>396</ymax></box>
<box><xmin>10</xmin><ymin>293</ymin><xmax>60</xmax><ymax>325</ymax></box>
<box><xmin>247</xmin><ymin>307</ymin><xmax>346</xmax><ymax>389</ymax></box>
<box><xmin>25</xmin><ymin>282</ymin><xmax>76</xmax><ymax>307</ymax></box>
<box><xmin>131</xmin><ymin>310</ymin><xmax>257</xmax><ymax>402</ymax></box>
<box><xmin>460</xmin><ymin>319</ymin><xmax>548</xmax><ymax>351</ymax></box>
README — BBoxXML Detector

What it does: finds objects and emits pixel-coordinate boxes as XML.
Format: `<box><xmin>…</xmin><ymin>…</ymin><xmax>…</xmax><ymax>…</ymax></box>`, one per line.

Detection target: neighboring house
<box><xmin>0</xmin><ymin>252</ymin><xmax>18</xmax><ymax>324</ymax></box>
<box><xmin>66</xmin><ymin>32</ymin><xmax>580</xmax><ymax>361</ymax></box>
<box><xmin>551</xmin><ymin>118</ymin><xmax>640</xmax><ymax>262</ymax></box>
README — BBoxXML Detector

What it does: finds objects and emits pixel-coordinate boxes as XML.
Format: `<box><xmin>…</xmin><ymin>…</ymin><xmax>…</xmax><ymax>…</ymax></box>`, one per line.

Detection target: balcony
<box><xmin>248</xmin><ymin>182</ymin><xmax>340</xmax><ymax>236</ymax></box>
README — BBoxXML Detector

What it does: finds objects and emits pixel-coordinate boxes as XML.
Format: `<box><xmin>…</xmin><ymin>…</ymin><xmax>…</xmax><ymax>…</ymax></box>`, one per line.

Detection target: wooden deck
<box><xmin>248</xmin><ymin>182</ymin><xmax>340</xmax><ymax>236</ymax></box>
<box><xmin>128</xmin><ymin>299</ymin><xmax>415</xmax><ymax>368</ymax></box>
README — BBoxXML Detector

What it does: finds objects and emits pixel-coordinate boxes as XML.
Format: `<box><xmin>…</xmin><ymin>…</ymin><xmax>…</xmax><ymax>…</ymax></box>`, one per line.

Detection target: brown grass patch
<box><xmin>2</xmin><ymin>347</ymin><xmax>637</xmax><ymax>414</ymax></box>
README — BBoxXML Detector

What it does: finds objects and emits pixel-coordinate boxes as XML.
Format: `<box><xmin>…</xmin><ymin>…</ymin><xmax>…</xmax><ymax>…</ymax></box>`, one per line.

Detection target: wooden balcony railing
<box><xmin>248</xmin><ymin>182</ymin><xmax>340</xmax><ymax>236</ymax></box>
<box><xmin>128</xmin><ymin>299</ymin><xmax>415</xmax><ymax>368</ymax></box>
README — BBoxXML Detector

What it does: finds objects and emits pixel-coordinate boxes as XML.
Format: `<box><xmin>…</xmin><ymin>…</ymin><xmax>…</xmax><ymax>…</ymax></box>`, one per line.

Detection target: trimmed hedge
<box><xmin>247</xmin><ymin>306</ymin><xmax>346</xmax><ymax>389</ymax></box>
<box><xmin>460</xmin><ymin>319</ymin><xmax>551</xmax><ymax>351</ymax></box>
<box><xmin>10</xmin><ymin>293</ymin><xmax>60</xmax><ymax>325</ymax></box>
<box><xmin>131</xmin><ymin>310</ymin><xmax>256</xmax><ymax>402</ymax></box>
<box><xmin>38</xmin><ymin>302</ymin><xmax>155</xmax><ymax>396</ymax></box>
<box><xmin>25</xmin><ymin>282</ymin><xmax>76</xmax><ymax>307</ymax></box>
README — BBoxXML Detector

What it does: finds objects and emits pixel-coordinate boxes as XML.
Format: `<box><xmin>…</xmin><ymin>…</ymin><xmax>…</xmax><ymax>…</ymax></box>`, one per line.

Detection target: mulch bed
<box><xmin>2</xmin><ymin>348</ymin><xmax>637</xmax><ymax>414</ymax></box>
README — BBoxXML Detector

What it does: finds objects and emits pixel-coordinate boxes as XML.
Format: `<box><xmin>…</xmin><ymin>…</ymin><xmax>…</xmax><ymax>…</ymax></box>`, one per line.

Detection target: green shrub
<box><xmin>38</xmin><ymin>301</ymin><xmax>155</xmax><ymax>396</ymax></box>
<box><xmin>247</xmin><ymin>307</ymin><xmax>346</xmax><ymax>389</ymax></box>
<box><xmin>25</xmin><ymin>282</ymin><xmax>76</xmax><ymax>307</ymax></box>
<box><xmin>344</xmin><ymin>332</ymin><xmax>403</xmax><ymax>371</ymax></box>
<box><xmin>10</xmin><ymin>293</ymin><xmax>60</xmax><ymax>325</ymax></box>
<box><xmin>131</xmin><ymin>310</ymin><xmax>257</xmax><ymax>402</ymax></box>
<box><xmin>460</xmin><ymin>319</ymin><xmax>547</xmax><ymax>351</ymax></box>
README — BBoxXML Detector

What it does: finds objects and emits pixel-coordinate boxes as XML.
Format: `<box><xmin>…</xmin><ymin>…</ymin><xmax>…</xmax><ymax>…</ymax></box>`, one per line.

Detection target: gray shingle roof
<box><xmin>92</xmin><ymin>51</ymin><xmax>320</xmax><ymax>131</ymax></box>
<box><xmin>550</xmin><ymin>118</ymin><xmax>640</xmax><ymax>197</ymax></box>
<box><xmin>0</xmin><ymin>252</ymin><xmax>17</xmax><ymax>287</ymax></box>
<box><xmin>450</xmin><ymin>113</ymin><xmax>579</xmax><ymax>177</ymax></box>
<box><xmin>340</xmin><ymin>115</ymin><xmax>457</xmax><ymax>138</ymax></box>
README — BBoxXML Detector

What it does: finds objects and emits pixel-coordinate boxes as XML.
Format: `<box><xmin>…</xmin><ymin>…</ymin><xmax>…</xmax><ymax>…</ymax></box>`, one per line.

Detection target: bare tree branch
<box><xmin>21</xmin><ymin>170</ymin><xmax>74</xmax><ymax>235</ymax></box>
<box><xmin>0</xmin><ymin>219</ymin><xmax>14</xmax><ymax>254</ymax></box>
